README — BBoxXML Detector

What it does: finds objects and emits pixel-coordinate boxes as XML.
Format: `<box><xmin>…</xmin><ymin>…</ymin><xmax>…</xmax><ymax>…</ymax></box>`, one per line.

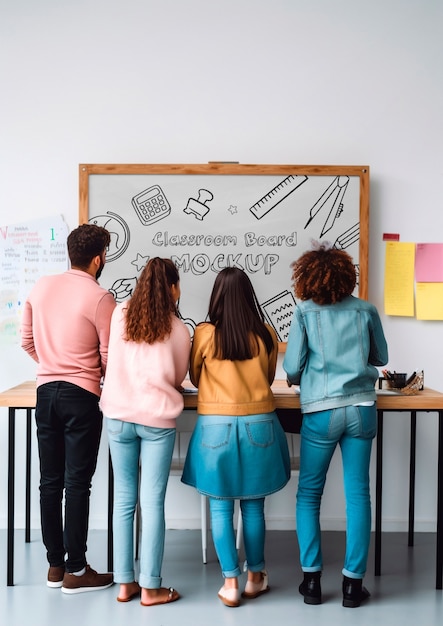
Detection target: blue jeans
<box><xmin>209</xmin><ymin>497</ymin><xmax>266</xmax><ymax>578</ymax></box>
<box><xmin>296</xmin><ymin>404</ymin><xmax>376</xmax><ymax>579</ymax></box>
<box><xmin>106</xmin><ymin>418</ymin><xmax>175</xmax><ymax>589</ymax></box>
<box><xmin>35</xmin><ymin>382</ymin><xmax>103</xmax><ymax>572</ymax></box>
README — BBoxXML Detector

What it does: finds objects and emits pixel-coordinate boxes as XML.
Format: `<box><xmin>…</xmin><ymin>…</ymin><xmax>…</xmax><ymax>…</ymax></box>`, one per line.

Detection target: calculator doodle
<box><xmin>132</xmin><ymin>185</ymin><xmax>171</xmax><ymax>226</ymax></box>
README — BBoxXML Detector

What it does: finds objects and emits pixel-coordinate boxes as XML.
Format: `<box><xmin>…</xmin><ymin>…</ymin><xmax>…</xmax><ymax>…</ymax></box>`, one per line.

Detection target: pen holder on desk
<box><xmin>400</xmin><ymin>370</ymin><xmax>424</xmax><ymax>396</ymax></box>
<box><xmin>380</xmin><ymin>370</ymin><xmax>424</xmax><ymax>394</ymax></box>
<box><xmin>387</xmin><ymin>373</ymin><xmax>407</xmax><ymax>389</ymax></box>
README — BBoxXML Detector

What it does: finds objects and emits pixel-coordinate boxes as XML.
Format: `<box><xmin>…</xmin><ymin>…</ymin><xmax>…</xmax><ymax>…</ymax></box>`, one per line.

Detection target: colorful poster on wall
<box><xmin>0</xmin><ymin>215</ymin><xmax>69</xmax><ymax>344</ymax></box>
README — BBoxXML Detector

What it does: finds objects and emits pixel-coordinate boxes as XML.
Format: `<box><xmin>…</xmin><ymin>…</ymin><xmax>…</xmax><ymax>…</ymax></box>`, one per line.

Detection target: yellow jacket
<box><xmin>190</xmin><ymin>322</ymin><xmax>278</xmax><ymax>416</ymax></box>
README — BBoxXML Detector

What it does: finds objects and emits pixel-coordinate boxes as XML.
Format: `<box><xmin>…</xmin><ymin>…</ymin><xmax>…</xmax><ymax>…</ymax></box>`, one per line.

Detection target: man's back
<box><xmin>21</xmin><ymin>269</ymin><xmax>116</xmax><ymax>396</ymax></box>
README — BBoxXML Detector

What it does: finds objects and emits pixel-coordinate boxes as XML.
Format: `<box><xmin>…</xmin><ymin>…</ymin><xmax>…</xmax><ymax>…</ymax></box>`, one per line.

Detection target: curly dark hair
<box><xmin>125</xmin><ymin>257</ymin><xmax>179</xmax><ymax>344</ymax></box>
<box><xmin>290</xmin><ymin>245</ymin><xmax>356</xmax><ymax>305</ymax></box>
<box><xmin>67</xmin><ymin>224</ymin><xmax>110</xmax><ymax>269</ymax></box>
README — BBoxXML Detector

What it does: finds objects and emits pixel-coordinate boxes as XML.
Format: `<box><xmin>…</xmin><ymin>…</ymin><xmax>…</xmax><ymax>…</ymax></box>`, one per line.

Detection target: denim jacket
<box><xmin>283</xmin><ymin>295</ymin><xmax>388</xmax><ymax>414</ymax></box>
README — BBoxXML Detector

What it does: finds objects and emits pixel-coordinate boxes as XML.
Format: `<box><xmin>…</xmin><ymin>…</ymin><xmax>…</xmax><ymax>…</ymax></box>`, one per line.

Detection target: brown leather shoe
<box><xmin>61</xmin><ymin>565</ymin><xmax>113</xmax><ymax>594</ymax></box>
<box><xmin>47</xmin><ymin>566</ymin><xmax>65</xmax><ymax>588</ymax></box>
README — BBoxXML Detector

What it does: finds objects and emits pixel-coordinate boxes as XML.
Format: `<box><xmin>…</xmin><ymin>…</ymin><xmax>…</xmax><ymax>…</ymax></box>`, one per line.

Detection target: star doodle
<box><xmin>228</xmin><ymin>205</ymin><xmax>238</xmax><ymax>215</ymax></box>
<box><xmin>131</xmin><ymin>253</ymin><xmax>150</xmax><ymax>272</ymax></box>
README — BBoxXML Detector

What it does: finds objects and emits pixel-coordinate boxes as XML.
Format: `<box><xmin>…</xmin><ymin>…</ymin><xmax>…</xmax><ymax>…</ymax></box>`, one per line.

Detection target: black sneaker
<box><xmin>61</xmin><ymin>565</ymin><xmax>113</xmax><ymax>594</ymax></box>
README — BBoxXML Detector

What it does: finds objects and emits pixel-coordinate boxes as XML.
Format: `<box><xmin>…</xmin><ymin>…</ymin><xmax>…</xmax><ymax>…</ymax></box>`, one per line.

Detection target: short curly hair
<box><xmin>67</xmin><ymin>224</ymin><xmax>110</xmax><ymax>269</ymax></box>
<box><xmin>290</xmin><ymin>245</ymin><xmax>356</xmax><ymax>305</ymax></box>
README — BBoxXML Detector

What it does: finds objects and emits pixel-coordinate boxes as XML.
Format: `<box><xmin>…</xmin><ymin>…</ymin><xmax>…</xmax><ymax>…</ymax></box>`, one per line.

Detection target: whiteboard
<box><xmin>79</xmin><ymin>164</ymin><xmax>369</xmax><ymax>345</ymax></box>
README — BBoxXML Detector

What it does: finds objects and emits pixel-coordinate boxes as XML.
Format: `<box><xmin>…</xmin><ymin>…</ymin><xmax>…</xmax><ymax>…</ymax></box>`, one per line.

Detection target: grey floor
<box><xmin>2</xmin><ymin>529</ymin><xmax>442</xmax><ymax>626</ymax></box>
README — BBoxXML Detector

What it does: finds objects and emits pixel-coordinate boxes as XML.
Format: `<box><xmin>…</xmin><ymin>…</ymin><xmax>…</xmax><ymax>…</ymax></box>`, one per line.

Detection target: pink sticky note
<box><xmin>415</xmin><ymin>243</ymin><xmax>443</xmax><ymax>282</ymax></box>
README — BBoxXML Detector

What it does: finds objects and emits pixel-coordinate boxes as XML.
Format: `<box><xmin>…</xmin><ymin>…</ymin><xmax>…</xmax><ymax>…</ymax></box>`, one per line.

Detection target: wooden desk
<box><xmin>1</xmin><ymin>381</ymin><xmax>443</xmax><ymax>588</ymax></box>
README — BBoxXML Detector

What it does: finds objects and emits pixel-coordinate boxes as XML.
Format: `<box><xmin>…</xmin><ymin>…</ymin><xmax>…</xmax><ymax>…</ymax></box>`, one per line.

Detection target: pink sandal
<box><xmin>218</xmin><ymin>585</ymin><xmax>240</xmax><ymax>607</ymax></box>
<box><xmin>242</xmin><ymin>571</ymin><xmax>270</xmax><ymax>599</ymax></box>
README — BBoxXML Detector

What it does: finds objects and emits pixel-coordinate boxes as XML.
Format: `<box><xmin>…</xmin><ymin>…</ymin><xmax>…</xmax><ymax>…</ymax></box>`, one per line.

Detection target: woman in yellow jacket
<box><xmin>182</xmin><ymin>268</ymin><xmax>290</xmax><ymax>607</ymax></box>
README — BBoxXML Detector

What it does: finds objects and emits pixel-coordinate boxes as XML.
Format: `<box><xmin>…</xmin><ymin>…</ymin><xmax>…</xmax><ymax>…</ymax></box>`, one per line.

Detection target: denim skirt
<box><xmin>181</xmin><ymin>412</ymin><xmax>291</xmax><ymax>499</ymax></box>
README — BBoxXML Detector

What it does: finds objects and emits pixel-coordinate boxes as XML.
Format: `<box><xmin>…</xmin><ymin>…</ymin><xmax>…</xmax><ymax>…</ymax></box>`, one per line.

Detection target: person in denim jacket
<box><xmin>283</xmin><ymin>242</ymin><xmax>388</xmax><ymax>608</ymax></box>
<box><xmin>182</xmin><ymin>268</ymin><xmax>290</xmax><ymax>607</ymax></box>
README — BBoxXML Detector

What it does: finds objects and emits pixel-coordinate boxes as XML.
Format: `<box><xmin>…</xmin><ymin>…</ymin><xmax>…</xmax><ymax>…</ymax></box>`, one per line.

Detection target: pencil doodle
<box><xmin>333</xmin><ymin>223</ymin><xmax>359</xmax><ymax>250</ymax></box>
<box><xmin>305</xmin><ymin>176</ymin><xmax>349</xmax><ymax>237</ymax></box>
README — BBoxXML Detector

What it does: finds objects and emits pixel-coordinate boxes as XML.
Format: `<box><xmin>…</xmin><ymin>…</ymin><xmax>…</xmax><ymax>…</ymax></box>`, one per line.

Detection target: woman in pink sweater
<box><xmin>100</xmin><ymin>258</ymin><xmax>190</xmax><ymax>607</ymax></box>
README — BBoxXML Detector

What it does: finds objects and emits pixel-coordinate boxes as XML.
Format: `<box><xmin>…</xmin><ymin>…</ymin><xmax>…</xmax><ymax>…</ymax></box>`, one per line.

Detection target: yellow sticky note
<box><xmin>384</xmin><ymin>242</ymin><xmax>415</xmax><ymax>316</ymax></box>
<box><xmin>416</xmin><ymin>283</ymin><xmax>443</xmax><ymax>320</ymax></box>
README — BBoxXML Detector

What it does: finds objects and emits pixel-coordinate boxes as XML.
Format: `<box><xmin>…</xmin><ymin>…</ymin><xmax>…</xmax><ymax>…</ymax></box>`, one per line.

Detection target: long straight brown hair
<box><xmin>207</xmin><ymin>267</ymin><xmax>274</xmax><ymax>360</ymax></box>
<box><xmin>125</xmin><ymin>257</ymin><xmax>179</xmax><ymax>343</ymax></box>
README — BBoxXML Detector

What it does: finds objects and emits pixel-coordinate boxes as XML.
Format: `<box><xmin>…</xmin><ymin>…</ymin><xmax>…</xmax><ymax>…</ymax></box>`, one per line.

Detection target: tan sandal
<box><xmin>140</xmin><ymin>587</ymin><xmax>180</xmax><ymax>606</ymax></box>
<box><xmin>116</xmin><ymin>582</ymin><xmax>140</xmax><ymax>602</ymax></box>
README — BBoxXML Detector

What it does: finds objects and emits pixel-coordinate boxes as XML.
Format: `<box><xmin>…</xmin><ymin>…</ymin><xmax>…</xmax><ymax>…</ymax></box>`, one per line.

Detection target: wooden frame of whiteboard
<box><xmin>79</xmin><ymin>163</ymin><xmax>370</xmax><ymax>350</ymax></box>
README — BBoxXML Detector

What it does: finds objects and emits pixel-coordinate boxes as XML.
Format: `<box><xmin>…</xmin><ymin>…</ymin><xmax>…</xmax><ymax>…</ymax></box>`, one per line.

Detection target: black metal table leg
<box><xmin>375</xmin><ymin>409</ymin><xmax>383</xmax><ymax>576</ymax></box>
<box><xmin>25</xmin><ymin>408</ymin><xmax>32</xmax><ymax>544</ymax></box>
<box><xmin>7</xmin><ymin>408</ymin><xmax>16</xmax><ymax>586</ymax></box>
<box><xmin>436</xmin><ymin>410</ymin><xmax>443</xmax><ymax>589</ymax></box>
<box><xmin>107</xmin><ymin>451</ymin><xmax>114</xmax><ymax>572</ymax></box>
<box><xmin>408</xmin><ymin>411</ymin><xmax>417</xmax><ymax>546</ymax></box>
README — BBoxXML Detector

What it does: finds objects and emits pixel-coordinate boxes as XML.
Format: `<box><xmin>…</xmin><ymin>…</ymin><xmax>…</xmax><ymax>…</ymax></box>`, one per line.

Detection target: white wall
<box><xmin>1</xmin><ymin>0</ymin><xmax>442</xmax><ymax>532</ymax></box>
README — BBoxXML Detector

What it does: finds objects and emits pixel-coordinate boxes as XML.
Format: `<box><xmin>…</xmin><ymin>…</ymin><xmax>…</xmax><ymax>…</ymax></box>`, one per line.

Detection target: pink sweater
<box><xmin>100</xmin><ymin>303</ymin><xmax>191</xmax><ymax>428</ymax></box>
<box><xmin>21</xmin><ymin>269</ymin><xmax>116</xmax><ymax>396</ymax></box>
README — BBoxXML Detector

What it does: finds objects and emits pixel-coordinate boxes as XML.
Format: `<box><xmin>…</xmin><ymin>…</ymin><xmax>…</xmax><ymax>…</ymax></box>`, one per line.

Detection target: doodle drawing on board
<box><xmin>261</xmin><ymin>290</ymin><xmax>296</xmax><ymax>342</ymax></box>
<box><xmin>89</xmin><ymin>211</ymin><xmax>130</xmax><ymax>262</ymax></box>
<box><xmin>249</xmin><ymin>175</ymin><xmax>308</xmax><ymax>220</ymax></box>
<box><xmin>132</xmin><ymin>185</ymin><xmax>171</xmax><ymax>226</ymax></box>
<box><xmin>333</xmin><ymin>222</ymin><xmax>359</xmax><ymax>250</ymax></box>
<box><xmin>109</xmin><ymin>277</ymin><xmax>137</xmax><ymax>302</ymax></box>
<box><xmin>305</xmin><ymin>176</ymin><xmax>349</xmax><ymax>237</ymax></box>
<box><xmin>183</xmin><ymin>189</ymin><xmax>214</xmax><ymax>220</ymax></box>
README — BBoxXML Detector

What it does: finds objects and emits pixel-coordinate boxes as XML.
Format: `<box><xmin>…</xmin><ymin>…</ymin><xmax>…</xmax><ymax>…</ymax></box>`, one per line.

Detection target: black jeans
<box><xmin>35</xmin><ymin>382</ymin><xmax>103</xmax><ymax>572</ymax></box>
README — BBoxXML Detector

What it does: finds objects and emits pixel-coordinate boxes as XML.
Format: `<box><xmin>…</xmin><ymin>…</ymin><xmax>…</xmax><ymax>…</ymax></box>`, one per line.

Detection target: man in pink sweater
<box><xmin>21</xmin><ymin>224</ymin><xmax>116</xmax><ymax>593</ymax></box>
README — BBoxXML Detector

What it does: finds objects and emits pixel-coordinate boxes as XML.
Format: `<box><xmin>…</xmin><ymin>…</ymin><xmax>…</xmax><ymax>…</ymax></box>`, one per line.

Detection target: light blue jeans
<box><xmin>296</xmin><ymin>404</ymin><xmax>376</xmax><ymax>579</ymax></box>
<box><xmin>209</xmin><ymin>497</ymin><xmax>266</xmax><ymax>578</ymax></box>
<box><xmin>106</xmin><ymin>418</ymin><xmax>175</xmax><ymax>589</ymax></box>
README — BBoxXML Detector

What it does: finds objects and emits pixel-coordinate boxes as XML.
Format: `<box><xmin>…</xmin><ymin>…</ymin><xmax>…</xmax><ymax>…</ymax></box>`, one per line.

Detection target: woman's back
<box><xmin>190</xmin><ymin>321</ymin><xmax>278</xmax><ymax>415</ymax></box>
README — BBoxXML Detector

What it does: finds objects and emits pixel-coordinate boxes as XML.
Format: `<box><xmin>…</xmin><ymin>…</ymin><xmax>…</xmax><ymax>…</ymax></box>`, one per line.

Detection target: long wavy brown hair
<box><xmin>291</xmin><ymin>245</ymin><xmax>356</xmax><ymax>305</ymax></box>
<box><xmin>125</xmin><ymin>257</ymin><xmax>180</xmax><ymax>343</ymax></box>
